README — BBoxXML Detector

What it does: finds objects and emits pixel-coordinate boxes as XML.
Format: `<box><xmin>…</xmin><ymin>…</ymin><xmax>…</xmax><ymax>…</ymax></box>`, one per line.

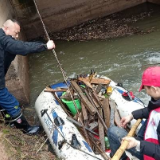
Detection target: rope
<box><xmin>33</xmin><ymin>0</ymin><xmax>68</xmax><ymax>84</ymax></box>
<box><xmin>33</xmin><ymin>0</ymin><xmax>80</xmax><ymax>114</ymax></box>
<box><xmin>33</xmin><ymin>1</ymin><xmax>104</xmax><ymax>159</ymax></box>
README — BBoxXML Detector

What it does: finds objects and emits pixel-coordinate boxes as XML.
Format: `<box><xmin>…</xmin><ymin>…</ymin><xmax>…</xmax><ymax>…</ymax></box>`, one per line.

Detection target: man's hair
<box><xmin>3</xmin><ymin>19</ymin><xmax>20</xmax><ymax>28</ymax></box>
<box><xmin>11</xmin><ymin>19</ymin><xmax>20</xmax><ymax>26</ymax></box>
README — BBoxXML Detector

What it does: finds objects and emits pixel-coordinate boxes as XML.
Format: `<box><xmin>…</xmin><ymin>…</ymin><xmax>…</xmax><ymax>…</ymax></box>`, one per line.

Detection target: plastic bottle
<box><xmin>105</xmin><ymin>137</ymin><xmax>110</xmax><ymax>149</ymax></box>
<box><xmin>107</xmin><ymin>86</ymin><xmax>113</xmax><ymax>95</ymax></box>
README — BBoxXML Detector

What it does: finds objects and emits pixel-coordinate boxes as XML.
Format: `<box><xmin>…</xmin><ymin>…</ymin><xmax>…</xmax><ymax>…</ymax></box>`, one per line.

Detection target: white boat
<box><xmin>35</xmin><ymin>75</ymin><xmax>145</xmax><ymax>160</ymax></box>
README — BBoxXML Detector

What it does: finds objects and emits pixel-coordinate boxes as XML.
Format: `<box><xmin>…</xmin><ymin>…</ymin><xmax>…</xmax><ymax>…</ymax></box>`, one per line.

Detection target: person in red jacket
<box><xmin>108</xmin><ymin>66</ymin><xmax>160</xmax><ymax>160</ymax></box>
<box><xmin>0</xmin><ymin>19</ymin><xmax>55</xmax><ymax>135</ymax></box>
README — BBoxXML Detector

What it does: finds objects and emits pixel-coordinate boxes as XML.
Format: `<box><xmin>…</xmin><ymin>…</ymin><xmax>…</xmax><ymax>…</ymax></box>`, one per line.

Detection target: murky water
<box><xmin>29</xmin><ymin>6</ymin><xmax>160</xmax><ymax>108</ymax></box>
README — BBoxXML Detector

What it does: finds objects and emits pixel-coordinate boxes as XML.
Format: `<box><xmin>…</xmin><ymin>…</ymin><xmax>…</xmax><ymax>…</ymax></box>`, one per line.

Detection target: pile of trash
<box><xmin>45</xmin><ymin>73</ymin><xmax>122</xmax><ymax>159</ymax></box>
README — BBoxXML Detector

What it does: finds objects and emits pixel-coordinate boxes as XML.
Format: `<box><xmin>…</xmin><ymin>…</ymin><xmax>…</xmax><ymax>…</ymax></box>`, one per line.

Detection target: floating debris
<box><xmin>51</xmin><ymin>11</ymin><xmax>154</xmax><ymax>41</ymax></box>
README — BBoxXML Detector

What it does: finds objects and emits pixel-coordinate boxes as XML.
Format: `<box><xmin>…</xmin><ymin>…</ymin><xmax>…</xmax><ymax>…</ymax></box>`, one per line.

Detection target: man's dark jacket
<box><xmin>0</xmin><ymin>29</ymin><xmax>47</xmax><ymax>89</ymax></box>
<box><xmin>132</xmin><ymin>98</ymin><xmax>160</xmax><ymax>160</ymax></box>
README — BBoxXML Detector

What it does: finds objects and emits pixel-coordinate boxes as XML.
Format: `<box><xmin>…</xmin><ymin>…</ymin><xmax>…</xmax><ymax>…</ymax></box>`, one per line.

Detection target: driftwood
<box><xmin>52</xmin><ymin>92</ymin><xmax>72</xmax><ymax>117</ymax></box>
<box><xmin>60</xmin><ymin>90</ymin><xmax>79</xmax><ymax>101</ymax></box>
<box><xmin>95</xmin><ymin>84</ymin><xmax>103</xmax><ymax>94</ymax></box>
<box><xmin>81</xmin><ymin>102</ymin><xmax>88</xmax><ymax>122</ymax></box>
<box><xmin>57</xmin><ymin>76</ymin><xmax>138</xmax><ymax>157</ymax></box>
<box><xmin>84</xmin><ymin>87</ymin><xmax>108</xmax><ymax>131</ymax></box>
<box><xmin>44</xmin><ymin>86</ymin><xmax>68</xmax><ymax>92</ymax></box>
<box><xmin>90</xmin><ymin>89</ymin><xmax>103</xmax><ymax>108</ymax></box>
<box><xmin>89</xmin><ymin>133</ymin><xmax>110</xmax><ymax>160</ymax></box>
<box><xmin>90</xmin><ymin>78</ymin><xmax>110</xmax><ymax>85</ymax></box>
<box><xmin>78</xmin><ymin>77</ymin><xmax>110</xmax><ymax>85</ymax></box>
<box><xmin>111</xmin><ymin>119</ymin><xmax>142</xmax><ymax>160</ymax></box>
<box><xmin>102</xmin><ymin>98</ymin><xmax>110</xmax><ymax>128</ymax></box>
<box><xmin>85</xmin><ymin>88</ymin><xmax>100</xmax><ymax>109</ymax></box>
<box><xmin>77</xmin><ymin>77</ymin><xmax>93</xmax><ymax>88</ymax></box>
<box><xmin>98</xmin><ymin>108</ymin><xmax>105</xmax><ymax>151</ymax></box>
<box><xmin>78</xmin><ymin>115</ymin><xmax>91</xmax><ymax>146</ymax></box>
<box><xmin>88</xmin><ymin>114</ymin><xmax>95</xmax><ymax>123</ymax></box>
<box><xmin>71</xmin><ymin>81</ymin><xmax>96</xmax><ymax>115</ymax></box>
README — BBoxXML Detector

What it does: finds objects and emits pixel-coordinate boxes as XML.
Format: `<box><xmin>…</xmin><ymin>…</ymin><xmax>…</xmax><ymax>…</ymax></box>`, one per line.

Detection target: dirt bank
<box><xmin>0</xmin><ymin>118</ymin><xmax>56</xmax><ymax>160</ymax></box>
<box><xmin>51</xmin><ymin>11</ymin><xmax>154</xmax><ymax>41</ymax></box>
<box><xmin>0</xmin><ymin>133</ymin><xmax>9</xmax><ymax>160</ymax></box>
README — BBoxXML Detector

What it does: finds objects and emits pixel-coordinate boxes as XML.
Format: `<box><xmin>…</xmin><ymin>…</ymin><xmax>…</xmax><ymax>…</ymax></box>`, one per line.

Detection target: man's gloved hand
<box><xmin>46</xmin><ymin>40</ymin><xmax>55</xmax><ymax>50</ymax></box>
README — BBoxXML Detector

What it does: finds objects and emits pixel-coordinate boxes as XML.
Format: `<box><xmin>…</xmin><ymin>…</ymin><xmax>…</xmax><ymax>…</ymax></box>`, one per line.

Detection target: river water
<box><xmin>29</xmin><ymin>6</ymin><xmax>160</xmax><ymax>109</ymax></box>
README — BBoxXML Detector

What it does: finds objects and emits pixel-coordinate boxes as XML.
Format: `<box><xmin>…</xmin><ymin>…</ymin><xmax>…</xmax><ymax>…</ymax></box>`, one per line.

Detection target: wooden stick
<box><xmin>95</xmin><ymin>84</ymin><xmax>103</xmax><ymax>94</ymax></box>
<box><xmin>90</xmin><ymin>78</ymin><xmax>110</xmax><ymax>85</ymax></box>
<box><xmin>36</xmin><ymin>137</ymin><xmax>49</xmax><ymax>153</ymax></box>
<box><xmin>81</xmin><ymin>102</ymin><xmax>88</xmax><ymax>122</ymax></box>
<box><xmin>78</xmin><ymin>115</ymin><xmax>91</xmax><ymax>146</ymax></box>
<box><xmin>102</xmin><ymin>98</ymin><xmax>110</xmax><ymax>128</ymax></box>
<box><xmin>78</xmin><ymin>77</ymin><xmax>111</xmax><ymax>85</ymax></box>
<box><xmin>98</xmin><ymin>108</ymin><xmax>105</xmax><ymax>151</ymax></box>
<box><xmin>52</xmin><ymin>92</ymin><xmax>72</xmax><ymax>117</ymax></box>
<box><xmin>89</xmin><ymin>133</ymin><xmax>110</xmax><ymax>160</ymax></box>
<box><xmin>84</xmin><ymin>88</ymin><xmax>108</xmax><ymax>131</ymax></box>
<box><xmin>111</xmin><ymin>119</ymin><xmax>142</xmax><ymax>160</ymax></box>
<box><xmin>91</xmin><ymin>90</ymin><xmax>103</xmax><ymax>108</ymax></box>
<box><xmin>71</xmin><ymin>81</ymin><xmax>96</xmax><ymax>115</ymax></box>
<box><xmin>44</xmin><ymin>86</ymin><xmax>68</xmax><ymax>92</ymax></box>
<box><xmin>78</xmin><ymin>77</ymin><xmax>93</xmax><ymax>88</ymax></box>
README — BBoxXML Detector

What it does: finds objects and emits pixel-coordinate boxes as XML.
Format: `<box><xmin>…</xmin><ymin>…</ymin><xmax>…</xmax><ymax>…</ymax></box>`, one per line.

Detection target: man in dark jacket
<box><xmin>108</xmin><ymin>66</ymin><xmax>160</xmax><ymax>160</ymax></box>
<box><xmin>0</xmin><ymin>19</ymin><xmax>55</xmax><ymax>135</ymax></box>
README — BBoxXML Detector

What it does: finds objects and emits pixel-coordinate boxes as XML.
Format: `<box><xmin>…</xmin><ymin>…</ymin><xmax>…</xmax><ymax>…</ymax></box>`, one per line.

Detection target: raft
<box><xmin>35</xmin><ymin>74</ymin><xmax>145</xmax><ymax>160</ymax></box>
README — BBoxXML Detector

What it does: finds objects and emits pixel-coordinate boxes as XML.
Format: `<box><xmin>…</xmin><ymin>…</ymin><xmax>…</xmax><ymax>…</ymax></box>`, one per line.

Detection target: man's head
<box><xmin>139</xmin><ymin>66</ymin><xmax>160</xmax><ymax>99</ymax></box>
<box><xmin>2</xmin><ymin>19</ymin><xmax>20</xmax><ymax>39</ymax></box>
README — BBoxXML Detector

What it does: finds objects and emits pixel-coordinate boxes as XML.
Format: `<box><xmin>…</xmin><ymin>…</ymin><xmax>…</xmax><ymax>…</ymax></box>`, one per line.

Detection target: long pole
<box><xmin>111</xmin><ymin>119</ymin><xmax>141</xmax><ymax>160</ymax></box>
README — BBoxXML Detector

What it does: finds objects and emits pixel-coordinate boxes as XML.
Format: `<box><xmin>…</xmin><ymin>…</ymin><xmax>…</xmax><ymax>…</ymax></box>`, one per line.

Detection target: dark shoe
<box><xmin>14</xmin><ymin>115</ymin><xmax>40</xmax><ymax>135</ymax></box>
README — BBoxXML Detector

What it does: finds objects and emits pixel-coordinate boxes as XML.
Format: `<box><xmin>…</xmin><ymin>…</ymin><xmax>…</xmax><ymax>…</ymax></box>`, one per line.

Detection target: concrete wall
<box><xmin>0</xmin><ymin>1</ymin><xmax>29</xmax><ymax>105</ymax></box>
<box><xmin>13</xmin><ymin>0</ymin><xmax>146</xmax><ymax>40</ymax></box>
<box><xmin>0</xmin><ymin>1</ymin><xmax>13</xmax><ymax>26</ymax></box>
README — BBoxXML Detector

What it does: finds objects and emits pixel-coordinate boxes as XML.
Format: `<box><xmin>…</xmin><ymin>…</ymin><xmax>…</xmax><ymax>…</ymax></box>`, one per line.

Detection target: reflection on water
<box><xmin>29</xmin><ymin>8</ymin><xmax>160</xmax><ymax>108</ymax></box>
